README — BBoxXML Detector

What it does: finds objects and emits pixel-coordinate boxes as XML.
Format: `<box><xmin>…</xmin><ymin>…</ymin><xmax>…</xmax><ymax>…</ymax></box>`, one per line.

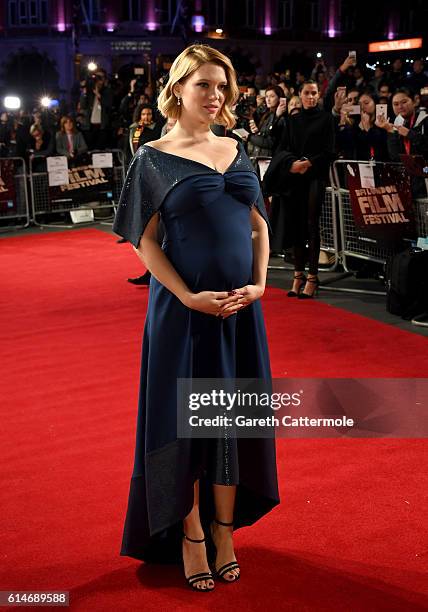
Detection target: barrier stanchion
<box><xmin>319</xmin><ymin>165</ymin><xmax>341</xmax><ymax>271</ymax></box>
<box><xmin>30</xmin><ymin>149</ymin><xmax>125</xmax><ymax>229</ymax></box>
<box><xmin>0</xmin><ymin>157</ymin><xmax>30</xmax><ymax>232</ymax></box>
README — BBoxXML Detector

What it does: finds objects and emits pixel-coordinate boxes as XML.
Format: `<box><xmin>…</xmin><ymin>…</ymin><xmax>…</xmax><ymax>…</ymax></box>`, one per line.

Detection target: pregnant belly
<box><xmin>164</xmin><ymin>234</ymin><xmax>253</xmax><ymax>291</ymax></box>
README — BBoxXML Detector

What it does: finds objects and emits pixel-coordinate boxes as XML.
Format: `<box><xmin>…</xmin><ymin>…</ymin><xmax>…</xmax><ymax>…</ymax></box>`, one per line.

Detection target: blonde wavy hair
<box><xmin>157</xmin><ymin>44</ymin><xmax>239</xmax><ymax>129</ymax></box>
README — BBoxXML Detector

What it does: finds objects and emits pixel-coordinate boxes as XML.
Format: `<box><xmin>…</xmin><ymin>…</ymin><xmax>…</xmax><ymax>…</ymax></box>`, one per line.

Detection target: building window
<box><xmin>279</xmin><ymin>0</ymin><xmax>294</xmax><ymax>29</ymax></box>
<box><xmin>398</xmin><ymin>8</ymin><xmax>415</xmax><ymax>34</ymax></box>
<box><xmin>122</xmin><ymin>0</ymin><xmax>141</xmax><ymax>22</ymax></box>
<box><xmin>339</xmin><ymin>0</ymin><xmax>355</xmax><ymax>32</ymax></box>
<box><xmin>207</xmin><ymin>0</ymin><xmax>225</xmax><ymax>27</ymax></box>
<box><xmin>8</xmin><ymin>0</ymin><xmax>48</xmax><ymax>26</ymax></box>
<box><xmin>309</xmin><ymin>0</ymin><xmax>320</xmax><ymax>31</ymax></box>
<box><xmin>81</xmin><ymin>0</ymin><xmax>101</xmax><ymax>23</ymax></box>
<box><xmin>245</xmin><ymin>0</ymin><xmax>256</xmax><ymax>27</ymax></box>
<box><xmin>158</xmin><ymin>0</ymin><xmax>175</xmax><ymax>26</ymax></box>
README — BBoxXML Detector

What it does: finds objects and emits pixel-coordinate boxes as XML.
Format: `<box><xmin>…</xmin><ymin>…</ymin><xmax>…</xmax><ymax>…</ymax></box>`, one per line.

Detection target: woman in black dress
<box><xmin>268</xmin><ymin>80</ymin><xmax>335</xmax><ymax>298</ymax></box>
<box><xmin>113</xmin><ymin>44</ymin><xmax>279</xmax><ymax>592</ymax></box>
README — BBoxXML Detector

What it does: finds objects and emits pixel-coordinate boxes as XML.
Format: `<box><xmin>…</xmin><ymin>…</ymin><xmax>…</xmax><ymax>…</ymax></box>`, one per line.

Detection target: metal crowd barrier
<box><xmin>29</xmin><ymin>149</ymin><xmax>125</xmax><ymax>229</ymax></box>
<box><xmin>331</xmin><ymin>159</ymin><xmax>427</xmax><ymax>271</ymax></box>
<box><xmin>251</xmin><ymin>156</ymin><xmax>341</xmax><ymax>272</ymax></box>
<box><xmin>414</xmin><ymin>197</ymin><xmax>428</xmax><ymax>238</ymax></box>
<box><xmin>0</xmin><ymin>157</ymin><xmax>31</xmax><ymax>231</ymax></box>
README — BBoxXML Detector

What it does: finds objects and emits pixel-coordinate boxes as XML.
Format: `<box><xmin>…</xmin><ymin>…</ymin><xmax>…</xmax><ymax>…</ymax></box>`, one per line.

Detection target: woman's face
<box><xmin>299</xmin><ymin>84</ymin><xmax>319</xmax><ymax>109</ymax></box>
<box><xmin>174</xmin><ymin>62</ymin><xmax>228</xmax><ymax>125</ymax></box>
<box><xmin>139</xmin><ymin>108</ymin><xmax>153</xmax><ymax>125</ymax></box>
<box><xmin>288</xmin><ymin>96</ymin><xmax>302</xmax><ymax>113</ymax></box>
<box><xmin>359</xmin><ymin>95</ymin><xmax>375</xmax><ymax>115</ymax></box>
<box><xmin>392</xmin><ymin>93</ymin><xmax>414</xmax><ymax>118</ymax></box>
<box><xmin>265</xmin><ymin>89</ymin><xmax>280</xmax><ymax>109</ymax></box>
<box><xmin>64</xmin><ymin>119</ymin><xmax>73</xmax><ymax>132</ymax></box>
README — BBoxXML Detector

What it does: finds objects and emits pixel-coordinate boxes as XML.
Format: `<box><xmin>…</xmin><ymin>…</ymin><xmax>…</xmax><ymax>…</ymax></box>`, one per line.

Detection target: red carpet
<box><xmin>0</xmin><ymin>228</ymin><xmax>427</xmax><ymax>611</ymax></box>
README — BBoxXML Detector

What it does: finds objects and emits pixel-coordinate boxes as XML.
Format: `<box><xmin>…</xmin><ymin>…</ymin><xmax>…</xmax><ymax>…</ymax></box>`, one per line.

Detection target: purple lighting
<box><xmin>146</xmin><ymin>22</ymin><xmax>157</xmax><ymax>31</ymax></box>
<box><xmin>106</xmin><ymin>23</ymin><xmax>115</xmax><ymax>32</ymax></box>
<box><xmin>191</xmin><ymin>15</ymin><xmax>205</xmax><ymax>33</ymax></box>
<box><xmin>264</xmin><ymin>0</ymin><xmax>272</xmax><ymax>36</ymax></box>
<box><xmin>328</xmin><ymin>28</ymin><xmax>336</xmax><ymax>38</ymax></box>
<box><xmin>387</xmin><ymin>31</ymin><xmax>394</xmax><ymax>40</ymax></box>
<box><xmin>57</xmin><ymin>23</ymin><xmax>65</xmax><ymax>32</ymax></box>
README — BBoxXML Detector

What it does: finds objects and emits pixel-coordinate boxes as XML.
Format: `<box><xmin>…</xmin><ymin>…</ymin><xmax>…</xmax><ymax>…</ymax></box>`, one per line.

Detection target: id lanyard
<box><xmin>404</xmin><ymin>113</ymin><xmax>416</xmax><ymax>155</ymax></box>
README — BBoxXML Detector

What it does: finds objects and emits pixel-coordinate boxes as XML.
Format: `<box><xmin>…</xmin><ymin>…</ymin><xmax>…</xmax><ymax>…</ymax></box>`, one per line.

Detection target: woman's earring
<box><xmin>177</xmin><ymin>96</ymin><xmax>181</xmax><ymax>106</ymax></box>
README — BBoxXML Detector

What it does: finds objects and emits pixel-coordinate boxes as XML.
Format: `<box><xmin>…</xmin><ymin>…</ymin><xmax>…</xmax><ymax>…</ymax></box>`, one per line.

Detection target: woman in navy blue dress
<box><xmin>113</xmin><ymin>44</ymin><xmax>280</xmax><ymax>592</ymax></box>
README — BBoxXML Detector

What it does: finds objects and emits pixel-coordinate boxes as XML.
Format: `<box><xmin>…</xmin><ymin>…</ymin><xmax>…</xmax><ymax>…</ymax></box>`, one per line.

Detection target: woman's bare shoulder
<box><xmin>143</xmin><ymin>137</ymin><xmax>174</xmax><ymax>152</ymax></box>
<box><xmin>221</xmin><ymin>136</ymin><xmax>240</xmax><ymax>148</ymax></box>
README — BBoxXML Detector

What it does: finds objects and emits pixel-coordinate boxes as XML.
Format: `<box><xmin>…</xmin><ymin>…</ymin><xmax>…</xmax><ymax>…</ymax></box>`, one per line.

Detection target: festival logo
<box><xmin>347</xmin><ymin>162</ymin><xmax>416</xmax><ymax>247</ymax></box>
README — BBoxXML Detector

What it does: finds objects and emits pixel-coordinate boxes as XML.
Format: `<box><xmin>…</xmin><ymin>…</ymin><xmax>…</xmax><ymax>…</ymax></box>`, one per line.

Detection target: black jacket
<box><xmin>387</xmin><ymin>110</ymin><xmax>428</xmax><ymax>161</ymax></box>
<box><xmin>263</xmin><ymin>107</ymin><xmax>335</xmax><ymax>195</ymax></box>
<box><xmin>247</xmin><ymin>111</ymin><xmax>286</xmax><ymax>158</ymax></box>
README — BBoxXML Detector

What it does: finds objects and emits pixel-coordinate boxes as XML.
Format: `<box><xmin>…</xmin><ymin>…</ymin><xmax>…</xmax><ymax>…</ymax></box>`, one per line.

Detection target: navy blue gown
<box><xmin>113</xmin><ymin>140</ymin><xmax>280</xmax><ymax>563</ymax></box>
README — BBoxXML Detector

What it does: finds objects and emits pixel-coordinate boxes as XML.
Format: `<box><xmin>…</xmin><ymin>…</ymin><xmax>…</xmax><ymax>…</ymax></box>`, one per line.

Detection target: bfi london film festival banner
<box><xmin>0</xmin><ymin>159</ymin><xmax>17</xmax><ymax>213</ymax></box>
<box><xmin>346</xmin><ymin>162</ymin><xmax>416</xmax><ymax>247</ymax></box>
<box><xmin>47</xmin><ymin>155</ymin><xmax>114</xmax><ymax>208</ymax></box>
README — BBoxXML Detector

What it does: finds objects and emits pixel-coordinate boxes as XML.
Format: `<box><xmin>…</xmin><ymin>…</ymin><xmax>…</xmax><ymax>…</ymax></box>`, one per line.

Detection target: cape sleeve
<box><xmin>254</xmin><ymin>186</ymin><xmax>272</xmax><ymax>235</ymax></box>
<box><xmin>112</xmin><ymin>147</ymin><xmax>158</xmax><ymax>248</ymax></box>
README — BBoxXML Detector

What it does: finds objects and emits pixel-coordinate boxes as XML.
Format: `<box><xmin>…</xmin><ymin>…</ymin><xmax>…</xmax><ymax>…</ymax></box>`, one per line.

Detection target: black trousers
<box><xmin>292</xmin><ymin>179</ymin><xmax>326</xmax><ymax>276</ymax></box>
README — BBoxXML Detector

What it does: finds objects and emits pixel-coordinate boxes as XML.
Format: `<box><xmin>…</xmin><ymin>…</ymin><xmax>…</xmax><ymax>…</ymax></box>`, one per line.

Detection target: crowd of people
<box><xmin>0</xmin><ymin>54</ymin><xmax>427</xmax><ymax>171</ymax></box>
<box><xmin>1</xmin><ymin>52</ymin><xmax>427</xmax><ymax>293</ymax></box>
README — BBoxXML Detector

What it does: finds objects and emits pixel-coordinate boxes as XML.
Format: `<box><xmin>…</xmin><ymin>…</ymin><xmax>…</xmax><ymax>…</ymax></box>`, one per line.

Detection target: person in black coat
<box><xmin>264</xmin><ymin>80</ymin><xmax>335</xmax><ymax>298</ymax></box>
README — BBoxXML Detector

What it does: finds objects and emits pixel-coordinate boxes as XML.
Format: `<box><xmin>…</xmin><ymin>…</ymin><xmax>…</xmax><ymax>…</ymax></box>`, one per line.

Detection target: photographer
<box><xmin>334</xmin><ymin>90</ymin><xmax>388</xmax><ymax>161</ymax></box>
<box><xmin>119</xmin><ymin>78</ymin><xmax>147</xmax><ymax>125</ymax></box>
<box><xmin>234</xmin><ymin>87</ymin><xmax>260</xmax><ymax>131</ymax></box>
<box><xmin>79</xmin><ymin>69</ymin><xmax>113</xmax><ymax>150</ymax></box>
<box><xmin>332</xmin><ymin>87</ymin><xmax>360</xmax><ymax>158</ymax></box>
<box><xmin>323</xmin><ymin>54</ymin><xmax>357</xmax><ymax>112</ymax></box>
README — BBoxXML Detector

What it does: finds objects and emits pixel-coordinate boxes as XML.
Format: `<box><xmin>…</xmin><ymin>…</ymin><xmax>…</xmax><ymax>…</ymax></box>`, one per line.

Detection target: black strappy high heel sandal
<box><xmin>209</xmin><ymin>518</ymin><xmax>240</xmax><ymax>582</ymax></box>
<box><xmin>298</xmin><ymin>276</ymin><xmax>320</xmax><ymax>299</ymax></box>
<box><xmin>287</xmin><ymin>272</ymin><xmax>307</xmax><ymax>297</ymax></box>
<box><xmin>182</xmin><ymin>532</ymin><xmax>215</xmax><ymax>592</ymax></box>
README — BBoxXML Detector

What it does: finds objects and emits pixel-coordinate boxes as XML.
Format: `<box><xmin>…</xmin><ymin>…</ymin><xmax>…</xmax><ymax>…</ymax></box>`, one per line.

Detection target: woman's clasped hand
<box><xmin>184</xmin><ymin>285</ymin><xmax>264</xmax><ymax>319</ymax></box>
<box><xmin>290</xmin><ymin>159</ymin><xmax>312</xmax><ymax>174</ymax></box>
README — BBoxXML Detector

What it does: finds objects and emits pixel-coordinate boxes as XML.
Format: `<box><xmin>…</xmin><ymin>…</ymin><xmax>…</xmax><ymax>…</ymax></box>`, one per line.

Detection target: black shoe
<box><xmin>127</xmin><ymin>271</ymin><xmax>151</xmax><ymax>285</ymax></box>
<box><xmin>117</xmin><ymin>238</ymin><xmax>128</xmax><ymax>244</ymax></box>
<box><xmin>298</xmin><ymin>276</ymin><xmax>320</xmax><ymax>299</ymax></box>
<box><xmin>287</xmin><ymin>273</ymin><xmax>307</xmax><ymax>297</ymax></box>
<box><xmin>182</xmin><ymin>533</ymin><xmax>215</xmax><ymax>592</ymax></box>
<box><xmin>209</xmin><ymin>518</ymin><xmax>240</xmax><ymax>583</ymax></box>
